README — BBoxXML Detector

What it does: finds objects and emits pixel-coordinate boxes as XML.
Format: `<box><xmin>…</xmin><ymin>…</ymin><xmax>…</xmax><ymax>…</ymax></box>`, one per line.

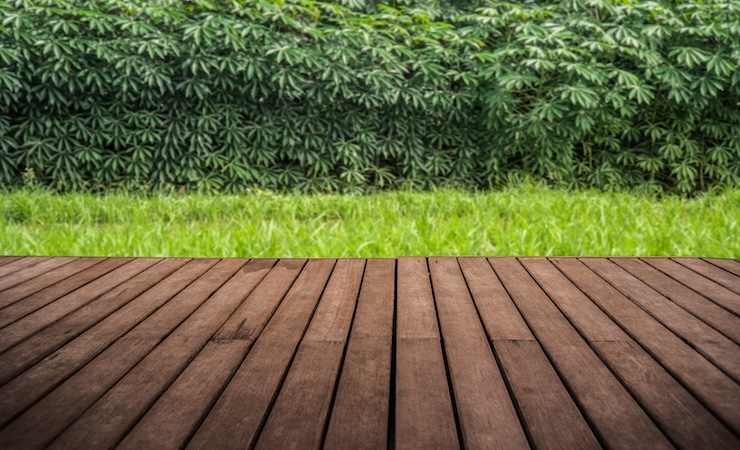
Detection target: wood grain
<box><xmin>611</xmin><ymin>257</ymin><xmax>740</xmax><ymax>344</ymax></box>
<box><xmin>673</xmin><ymin>258</ymin><xmax>740</xmax><ymax>294</ymax></box>
<box><xmin>642</xmin><ymin>257</ymin><xmax>740</xmax><ymax>315</ymax></box>
<box><xmin>0</xmin><ymin>256</ymin><xmax>736</xmax><ymax>450</ymax></box>
<box><xmin>395</xmin><ymin>256</ymin><xmax>459</xmax><ymax>450</ymax></box>
<box><xmin>429</xmin><ymin>257</ymin><xmax>528</xmax><ymax>449</ymax></box>
<box><xmin>186</xmin><ymin>259</ymin><xmax>336</xmax><ymax>450</ymax></box>
<box><xmin>491</xmin><ymin>258</ymin><xmax>671</xmax><ymax>450</ymax></box>
<box><xmin>324</xmin><ymin>259</ymin><xmax>395</xmax><ymax>450</ymax></box>
<box><xmin>553</xmin><ymin>257</ymin><xmax>740</xmax><ymax>434</ymax></box>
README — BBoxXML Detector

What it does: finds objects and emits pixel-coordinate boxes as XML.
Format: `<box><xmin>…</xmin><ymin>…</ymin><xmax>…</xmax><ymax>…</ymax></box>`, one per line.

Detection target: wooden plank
<box><xmin>323</xmin><ymin>259</ymin><xmax>394</xmax><ymax>450</ymax></box>
<box><xmin>552</xmin><ymin>257</ymin><xmax>740</xmax><ymax>433</ymax></box>
<box><xmin>526</xmin><ymin>258</ymin><xmax>739</xmax><ymax>448</ymax></box>
<box><xmin>458</xmin><ymin>257</ymin><xmax>533</xmax><ymax>341</ymax></box>
<box><xmin>394</xmin><ymin>256</ymin><xmax>459</xmax><ymax>450</ymax></box>
<box><xmin>0</xmin><ymin>258</ymin><xmax>189</xmax><ymax>385</ymax></box>
<box><xmin>118</xmin><ymin>259</ymin><xmax>306</xmax><ymax>450</ymax></box>
<box><xmin>0</xmin><ymin>259</ymin><xmax>237</xmax><ymax>448</ymax></box>
<box><xmin>705</xmin><ymin>258</ymin><xmax>740</xmax><ymax>277</ymax></box>
<box><xmin>213</xmin><ymin>259</ymin><xmax>307</xmax><ymax>341</ymax></box>
<box><xmin>611</xmin><ymin>258</ymin><xmax>740</xmax><ymax>344</ymax></box>
<box><xmin>428</xmin><ymin>257</ymin><xmax>528</xmax><ymax>449</ymax></box>
<box><xmin>50</xmin><ymin>259</ymin><xmax>262</xmax><ymax>449</ymax></box>
<box><xmin>0</xmin><ymin>257</ymin><xmax>77</xmax><ymax>292</ymax></box>
<box><xmin>0</xmin><ymin>256</ymin><xmax>23</xmax><ymax>268</ymax></box>
<box><xmin>0</xmin><ymin>257</ymin><xmax>51</xmax><ymax>279</ymax></box>
<box><xmin>462</xmin><ymin>258</ymin><xmax>588</xmax><ymax>448</ymax></box>
<box><xmin>119</xmin><ymin>340</ymin><xmax>248</xmax><ymax>449</ymax></box>
<box><xmin>0</xmin><ymin>258</ymin><xmax>224</xmax><ymax>445</ymax></box>
<box><xmin>0</xmin><ymin>258</ymin><xmax>160</xmax><ymax>354</ymax></box>
<box><xmin>642</xmin><ymin>257</ymin><xmax>740</xmax><ymax>315</ymax></box>
<box><xmin>489</xmin><ymin>258</ymin><xmax>671</xmax><ymax>450</ymax></box>
<box><xmin>255</xmin><ymin>259</ymin><xmax>365</xmax><ymax>450</ymax></box>
<box><xmin>520</xmin><ymin>258</ymin><xmax>629</xmax><ymax>342</ymax></box>
<box><xmin>0</xmin><ymin>258</ymin><xmax>214</xmax><ymax>391</ymax></box>
<box><xmin>582</xmin><ymin>258</ymin><xmax>740</xmax><ymax>382</ymax></box>
<box><xmin>186</xmin><ymin>259</ymin><xmax>336</xmax><ymax>450</ymax></box>
<box><xmin>673</xmin><ymin>258</ymin><xmax>740</xmax><ymax>295</ymax></box>
<box><xmin>0</xmin><ymin>257</ymin><xmax>131</xmax><ymax>328</ymax></box>
<box><xmin>495</xmin><ymin>340</ymin><xmax>600</xmax><ymax>450</ymax></box>
<box><xmin>0</xmin><ymin>338</ymin><xmax>160</xmax><ymax>449</ymax></box>
<box><xmin>0</xmin><ymin>255</ymin><xmax>736</xmax><ymax>449</ymax></box>
<box><xmin>0</xmin><ymin>258</ymin><xmax>105</xmax><ymax>309</ymax></box>
<box><xmin>594</xmin><ymin>341</ymin><xmax>739</xmax><ymax>450</ymax></box>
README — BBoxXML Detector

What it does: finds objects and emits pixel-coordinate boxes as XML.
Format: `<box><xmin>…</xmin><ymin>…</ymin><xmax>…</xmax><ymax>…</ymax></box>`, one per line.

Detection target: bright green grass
<box><xmin>1</xmin><ymin>187</ymin><xmax>738</xmax><ymax>258</ymax></box>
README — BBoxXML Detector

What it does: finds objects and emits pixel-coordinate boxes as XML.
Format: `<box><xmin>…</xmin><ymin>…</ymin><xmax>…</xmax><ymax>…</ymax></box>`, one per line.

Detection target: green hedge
<box><xmin>1</xmin><ymin>0</ymin><xmax>739</xmax><ymax>194</ymax></box>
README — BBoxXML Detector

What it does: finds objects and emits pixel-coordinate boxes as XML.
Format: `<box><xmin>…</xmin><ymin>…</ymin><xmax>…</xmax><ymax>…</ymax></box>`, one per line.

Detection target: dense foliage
<box><xmin>1</xmin><ymin>0</ymin><xmax>739</xmax><ymax>194</ymax></box>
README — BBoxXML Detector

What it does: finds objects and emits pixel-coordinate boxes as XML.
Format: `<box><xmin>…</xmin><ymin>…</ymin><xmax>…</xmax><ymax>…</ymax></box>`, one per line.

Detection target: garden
<box><xmin>1</xmin><ymin>0</ymin><xmax>739</xmax><ymax>257</ymax></box>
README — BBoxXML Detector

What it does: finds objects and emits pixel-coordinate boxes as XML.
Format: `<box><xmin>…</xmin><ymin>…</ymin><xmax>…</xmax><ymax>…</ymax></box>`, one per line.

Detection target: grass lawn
<box><xmin>1</xmin><ymin>187</ymin><xmax>738</xmax><ymax>258</ymax></box>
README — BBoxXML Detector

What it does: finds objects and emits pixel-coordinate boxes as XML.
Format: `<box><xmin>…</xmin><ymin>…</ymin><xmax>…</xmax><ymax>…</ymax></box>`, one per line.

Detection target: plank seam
<box><xmin>671</xmin><ymin>258</ymin><xmax>740</xmax><ymax>295</ymax></box>
<box><xmin>702</xmin><ymin>258</ymin><xmax>740</xmax><ymax>277</ymax></box>
<box><xmin>388</xmin><ymin>258</ymin><xmax>397</xmax><ymax>450</ymax></box>
<box><xmin>498</xmin><ymin>258</ymin><xmax>610</xmax><ymax>449</ymax></box>
<box><xmin>180</xmin><ymin>258</ymin><xmax>308</xmax><ymax>449</ymax></box>
<box><xmin>639</xmin><ymin>258</ymin><xmax>739</xmax><ymax>318</ymax></box>
<box><xmin>533</xmin><ymin>258</ymin><xmax>686</xmax><ymax>448</ymax></box>
<box><xmin>456</xmin><ymin>258</ymin><xmax>535</xmax><ymax>450</ymax></box>
<box><xmin>0</xmin><ymin>259</ymin><xmax>218</xmax><ymax>428</ymax></box>
<box><xmin>611</xmin><ymin>258</ymin><xmax>740</xmax><ymax>345</ymax></box>
<box><xmin>0</xmin><ymin>259</ymin><xmax>191</xmax><ymax>384</ymax></box>
<box><xmin>0</xmin><ymin>257</ymin><xmax>140</xmax><ymax>331</ymax></box>
<box><xmin>0</xmin><ymin>258</ymin><xmax>109</xmax><ymax>316</ymax></box>
<box><xmin>40</xmin><ymin>259</ymin><xmax>246</xmax><ymax>446</ymax></box>
<box><xmin>0</xmin><ymin>257</ymin><xmax>78</xmax><ymax>295</ymax></box>
<box><xmin>599</xmin><ymin>258</ymin><xmax>740</xmax><ymax>383</ymax></box>
<box><xmin>0</xmin><ymin>259</ymin><xmax>160</xmax><ymax>363</ymax></box>
<box><xmin>552</xmin><ymin>258</ymin><xmax>739</xmax><ymax>439</ymax></box>
<box><xmin>319</xmin><ymin>259</ymin><xmax>368</xmax><ymax>449</ymax></box>
<box><xmin>0</xmin><ymin>257</ymin><xmax>24</xmax><ymax>269</ymax></box>
<box><xmin>427</xmin><ymin>257</ymin><xmax>465</xmax><ymax>450</ymax></box>
<box><xmin>248</xmin><ymin>259</ymin><xmax>338</xmax><ymax>449</ymax></box>
<box><xmin>110</xmin><ymin>259</ymin><xmax>272</xmax><ymax>449</ymax></box>
<box><xmin>0</xmin><ymin>257</ymin><xmax>52</xmax><ymax>280</ymax></box>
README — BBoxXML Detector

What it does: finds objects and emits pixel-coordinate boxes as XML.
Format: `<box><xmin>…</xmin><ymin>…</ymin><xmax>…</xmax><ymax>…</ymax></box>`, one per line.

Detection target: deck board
<box><xmin>255</xmin><ymin>259</ymin><xmax>365</xmax><ymax>450</ymax></box>
<box><xmin>0</xmin><ymin>257</ymin><xmax>104</xmax><ymax>310</ymax></box>
<box><xmin>611</xmin><ymin>257</ymin><xmax>740</xmax><ymax>344</ymax></box>
<box><xmin>553</xmin><ymin>258</ymin><xmax>740</xmax><ymax>434</ymax></box>
<box><xmin>643</xmin><ymin>258</ymin><xmax>740</xmax><ymax>315</ymax></box>
<box><xmin>674</xmin><ymin>258</ymin><xmax>740</xmax><ymax>295</ymax></box>
<box><xmin>0</xmin><ymin>257</ymin><xmax>78</xmax><ymax>293</ymax></box>
<box><xmin>323</xmin><ymin>258</ymin><xmax>394</xmax><ymax>450</ymax></box>
<box><xmin>581</xmin><ymin>258</ymin><xmax>740</xmax><ymax>382</ymax></box>
<box><xmin>0</xmin><ymin>257</ymin><xmax>24</xmax><ymax>269</ymax></box>
<box><xmin>705</xmin><ymin>258</ymin><xmax>740</xmax><ymax>277</ymax></box>
<box><xmin>187</xmin><ymin>259</ymin><xmax>335</xmax><ymax>449</ymax></box>
<box><xmin>395</xmin><ymin>256</ymin><xmax>459</xmax><ymax>450</ymax></box>
<box><xmin>429</xmin><ymin>257</ymin><xmax>528</xmax><ymax>449</ymax></box>
<box><xmin>0</xmin><ymin>256</ymin><xmax>738</xmax><ymax>449</ymax></box>
<box><xmin>0</xmin><ymin>258</ymin><xmax>189</xmax><ymax>385</ymax></box>
<box><xmin>0</xmin><ymin>257</ymin><xmax>52</xmax><ymax>278</ymax></box>
<box><xmin>493</xmin><ymin>258</ymin><xmax>671</xmax><ymax>450</ymax></box>
<box><xmin>0</xmin><ymin>257</ymin><xmax>132</xmax><ymax>328</ymax></box>
<box><xmin>50</xmin><ymin>258</ymin><xmax>252</xmax><ymax>449</ymax></box>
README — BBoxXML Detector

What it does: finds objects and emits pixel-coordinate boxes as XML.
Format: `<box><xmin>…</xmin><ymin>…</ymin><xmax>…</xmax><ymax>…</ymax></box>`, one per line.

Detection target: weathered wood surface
<box><xmin>0</xmin><ymin>256</ymin><xmax>737</xmax><ymax>449</ymax></box>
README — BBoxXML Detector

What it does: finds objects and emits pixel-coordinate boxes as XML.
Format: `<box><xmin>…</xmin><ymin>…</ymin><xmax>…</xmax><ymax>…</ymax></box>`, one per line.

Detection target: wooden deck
<box><xmin>0</xmin><ymin>256</ymin><xmax>738</xmax><ymax>449</ymax></box>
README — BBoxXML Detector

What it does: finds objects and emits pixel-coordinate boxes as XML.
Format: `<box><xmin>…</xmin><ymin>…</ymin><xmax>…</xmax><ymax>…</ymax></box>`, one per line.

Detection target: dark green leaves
<box><xmin>0</xmin><ymin>0</ymin><xmax>738</xmax><ymax>195</ymax></box>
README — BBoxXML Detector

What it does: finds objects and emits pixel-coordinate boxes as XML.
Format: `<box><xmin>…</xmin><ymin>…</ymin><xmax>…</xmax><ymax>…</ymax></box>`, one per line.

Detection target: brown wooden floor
<box><xmin>0</xmin><ymin>256</ymin><xmax>738</xmax><ymax>449</ymax></box>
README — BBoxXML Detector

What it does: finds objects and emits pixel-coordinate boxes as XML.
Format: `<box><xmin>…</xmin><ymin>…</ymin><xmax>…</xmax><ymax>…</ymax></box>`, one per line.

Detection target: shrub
<box><xmin>0</xmin><ymin>0</ymin><xmax>738</xmax><ymax>194</ymax></box>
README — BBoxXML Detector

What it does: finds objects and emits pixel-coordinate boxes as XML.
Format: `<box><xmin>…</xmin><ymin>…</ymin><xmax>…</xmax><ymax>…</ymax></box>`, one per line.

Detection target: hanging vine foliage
<box><xmin>0</xmin><ymin>0</ymin><xmax>738</xmax><ymax>194</ymax></box>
